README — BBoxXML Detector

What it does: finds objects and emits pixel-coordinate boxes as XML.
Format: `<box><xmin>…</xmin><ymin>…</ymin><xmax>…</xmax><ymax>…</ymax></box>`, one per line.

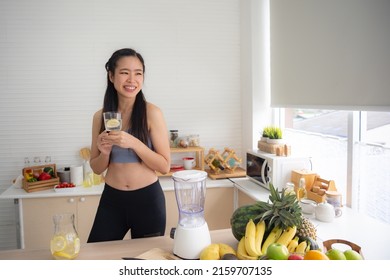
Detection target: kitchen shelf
<box><xmin>157</xmin><ymin>146</ymin><xmax>205</xmax><ymax>177</ymax></box>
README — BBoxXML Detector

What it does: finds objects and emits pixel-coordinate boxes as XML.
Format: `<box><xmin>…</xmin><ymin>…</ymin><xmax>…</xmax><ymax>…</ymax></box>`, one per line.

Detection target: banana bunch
<box><xmin>289</xmin><ymin>239</ymin><xmax>311</xmax><ymax>254</ymax></box>
<box><xmin>237</xmin><ymin>220</ymin><xmax>301</xmax><ymax>259</ymax></box>
<box><xmin>237</xmin><ymin>219</ymin><xmax>266</xmax><ymax>260</ymax></box>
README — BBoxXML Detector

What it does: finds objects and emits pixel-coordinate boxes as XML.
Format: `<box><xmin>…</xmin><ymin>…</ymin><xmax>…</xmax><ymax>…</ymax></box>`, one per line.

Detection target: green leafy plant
<box><xmin>263</xmin><ymin>126</ymin><xmax>282</xmax><ymax>139</ymax></box>
<box><xmin>262</xmin><ymin>126</ymin><xmax>272</xmax><ymax>138</ymax></box>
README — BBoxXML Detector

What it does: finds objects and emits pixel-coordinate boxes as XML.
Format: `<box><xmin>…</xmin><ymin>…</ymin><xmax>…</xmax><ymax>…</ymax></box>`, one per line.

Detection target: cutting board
<box><xmin>136</xmin><ymin>248</ymin><xmax>181</xmax><ymax>260</ymax></box>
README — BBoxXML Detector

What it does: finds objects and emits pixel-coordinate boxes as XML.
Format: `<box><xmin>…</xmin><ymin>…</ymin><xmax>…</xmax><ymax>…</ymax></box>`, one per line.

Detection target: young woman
<box><xmin>87</xmin><ymin>48</ymin><xmax>171</xmax><ymax>242</ymax></box>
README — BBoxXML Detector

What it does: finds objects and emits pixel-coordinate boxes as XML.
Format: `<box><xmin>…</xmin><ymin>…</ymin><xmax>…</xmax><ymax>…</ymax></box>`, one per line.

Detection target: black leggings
<box><xmin>87</xmin><ymin>180</ymin><xmax>166</xmax><ymax>243</ymax></box>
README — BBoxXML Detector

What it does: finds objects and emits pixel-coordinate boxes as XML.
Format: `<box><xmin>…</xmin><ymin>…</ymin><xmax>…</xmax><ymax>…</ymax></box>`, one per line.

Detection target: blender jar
<box><xmin>172</xmin><ymin>170</ymin><xmax>207</xmax><ymax>228</ymax></box>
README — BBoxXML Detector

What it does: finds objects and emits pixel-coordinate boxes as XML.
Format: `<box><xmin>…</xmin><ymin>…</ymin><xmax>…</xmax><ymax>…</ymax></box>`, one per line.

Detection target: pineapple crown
<box><xmin>255</xmin><ymin>183</ymin><xmax>302</xmax><ymax>230</ymax></box>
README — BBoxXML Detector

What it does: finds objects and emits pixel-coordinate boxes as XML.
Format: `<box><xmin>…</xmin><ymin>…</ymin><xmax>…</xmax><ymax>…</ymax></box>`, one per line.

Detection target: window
<box><xmin>283</xmin><ymin>109</ymin><xmax>390</xmax><ymax>225</ymax></box>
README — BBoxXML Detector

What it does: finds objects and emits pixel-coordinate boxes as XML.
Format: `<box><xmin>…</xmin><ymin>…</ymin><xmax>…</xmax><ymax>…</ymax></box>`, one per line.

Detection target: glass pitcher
<box><xmin>50</xmin><ymin>213</ymin><xmax>80</xmax><ymax>260</ymax></box>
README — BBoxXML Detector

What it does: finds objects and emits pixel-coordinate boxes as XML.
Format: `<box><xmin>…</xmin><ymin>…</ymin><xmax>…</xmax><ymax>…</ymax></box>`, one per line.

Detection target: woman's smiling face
<box><xmin>109</xmin><ymin>56</ymin><xmax>144</xmax><ymax>98</ymax></box>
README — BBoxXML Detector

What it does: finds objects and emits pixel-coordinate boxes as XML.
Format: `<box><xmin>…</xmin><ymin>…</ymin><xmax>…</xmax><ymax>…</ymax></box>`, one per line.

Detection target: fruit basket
<box><xmin>22</xmin><ymin>164</ymin><xmax>60</xmax><ymax>193</ymax></box>
<box><xmin>323</xmin><ymin>239</ymin><xmax>364</xmax><ymax>259</ymax></box>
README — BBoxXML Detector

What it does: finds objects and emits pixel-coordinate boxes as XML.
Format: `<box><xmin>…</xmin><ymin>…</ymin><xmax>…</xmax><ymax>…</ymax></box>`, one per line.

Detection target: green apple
<box><xmin>344</xmin><ymin>249</ymin><xmax>363</xmax><ymax>260</ymax></box>
<box><xmin>266</xmin><ymin>243</ymin><xmax>289</xmax><ymax>260</ymax></box>
<box><xmin>325</xmin><ymin>249</ymin><xmax>346</xmax><ymax>260</ymax></box>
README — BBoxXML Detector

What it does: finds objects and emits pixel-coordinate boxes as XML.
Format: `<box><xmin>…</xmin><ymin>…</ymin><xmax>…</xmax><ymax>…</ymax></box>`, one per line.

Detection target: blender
<box><xmin>171</xmin><ymin>170</ymin><xmax>211</xmax><ymax>259</ymax></box>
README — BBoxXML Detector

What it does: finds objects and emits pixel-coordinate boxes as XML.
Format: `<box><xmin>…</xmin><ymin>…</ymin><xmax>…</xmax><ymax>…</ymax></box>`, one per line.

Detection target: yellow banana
<box><xmin>276</xmin><ymin>226</ymin><xmax>297</xmax><ymax>246</ymax></box>
<box><xmin>261</xmin><ymin>226</ymin><xmax>283</xmax><ymax>255</ymax></box>
<box><xmin>244</xmin><ymin>219</ymin><xmax>261</xmax><ymax>257</ymax></box>
<box><xmin>295</xmin><ymin>240</ymin><xmax>307</xmax><ymax>254</ymax></box>
<box><xmin>287</xmin><ymin>236</ymin><xmax>299</xmax><ymax>253</ymax></box>
<box><xmin>305</xmin><ymin>241</ymin><xmax>311</xmax><ymax>252</ymax></box>
<box><xmin>237</xmin><ymin>237</ymin><xmax>258</xmax><ymax>260</ymax></box>
<box><xmin>255</xmin><ymin>220</ymin><xmax>266</xmax><ymax>255</ymax></box>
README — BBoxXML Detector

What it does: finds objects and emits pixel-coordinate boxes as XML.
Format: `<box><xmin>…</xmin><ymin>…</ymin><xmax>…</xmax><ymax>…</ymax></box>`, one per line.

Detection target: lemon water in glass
<box><xmin>103</xmin><ymin>112</ymin><xmax>122</xmax><ymax>131</ymax></box>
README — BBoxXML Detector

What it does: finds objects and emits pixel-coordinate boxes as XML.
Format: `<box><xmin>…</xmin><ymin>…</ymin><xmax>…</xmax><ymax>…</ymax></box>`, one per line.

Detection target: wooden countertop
<box><xmin>0</xmin><ymin>229</ymin><xmax>237</xmax><ymax>260</ymax></box>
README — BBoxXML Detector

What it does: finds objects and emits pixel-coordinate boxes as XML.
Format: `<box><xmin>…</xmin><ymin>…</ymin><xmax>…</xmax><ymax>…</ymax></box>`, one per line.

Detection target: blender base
<box><xmin>173</xmin><ymin>222</ymin><xmax>211</xmax><ymax>259</ymax></box>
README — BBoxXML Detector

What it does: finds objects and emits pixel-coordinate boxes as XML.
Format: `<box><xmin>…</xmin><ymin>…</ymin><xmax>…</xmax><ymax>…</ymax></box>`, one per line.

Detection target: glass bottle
<box><xmin>50</xmin><ymin>213</ymin><xmax>80</xmax><ymax>260</ymax></box>
<box><xmin>297</xmin><ymin>177</ymin><xmax>307</xmax><ymax>200</ymax></box>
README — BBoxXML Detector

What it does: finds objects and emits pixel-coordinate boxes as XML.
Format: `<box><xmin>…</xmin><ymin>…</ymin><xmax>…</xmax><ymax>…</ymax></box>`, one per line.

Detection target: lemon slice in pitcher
<box><xmin>74</xmin><ymin>237</ymin><xmax>81</xmax><ymax>254</ymax></box>
<box><xmin>51</xmin><ymin>235</ymin><xmax>66</xmax><ymax>252</ymax></box>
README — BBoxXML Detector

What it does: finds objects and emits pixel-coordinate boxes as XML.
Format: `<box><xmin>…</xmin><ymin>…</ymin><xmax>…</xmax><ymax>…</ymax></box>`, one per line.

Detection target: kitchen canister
<box><xmin>57</xmin><ymin>167</ymin><xmax>71</xmax><ymax>183</ymax></box>
<box><xmin>70</xmin><ymin>165</ymin><xmax>83</xmax><ymax>186</ymax></box>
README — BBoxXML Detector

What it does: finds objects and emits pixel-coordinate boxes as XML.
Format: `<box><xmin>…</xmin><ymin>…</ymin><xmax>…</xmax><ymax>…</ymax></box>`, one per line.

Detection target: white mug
<box><xmin>183</xmin><ymin>157</ymin><xmax>196</xmax><ymax>170</ymax></box>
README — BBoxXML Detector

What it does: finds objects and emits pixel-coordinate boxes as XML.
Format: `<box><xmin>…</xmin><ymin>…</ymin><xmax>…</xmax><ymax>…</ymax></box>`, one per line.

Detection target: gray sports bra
<box><xmin>110</xmin><ymin>130</ymin><xmax>152</xmax><ymax>163</ymax></box>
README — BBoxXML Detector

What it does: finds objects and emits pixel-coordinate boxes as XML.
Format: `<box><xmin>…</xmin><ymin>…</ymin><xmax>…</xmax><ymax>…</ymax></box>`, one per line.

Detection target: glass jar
<box><xmin>325</xmin><ymin>190</ymin><xmax>342</xmax><ymax>208</ymax></box>
<box><xmin>188</xmin><ymin>134</ymin><xmax>200</xmax><ymax>147</ymax></box>
<box><xmin>50</xmin><ymin>213</ymin><xmax>80</xmax><ymax>260</ymax></box>
<box><xmin>169</xmin><ymin>130</ymin><xmax>179</xmax><ymax>147</ymax></box>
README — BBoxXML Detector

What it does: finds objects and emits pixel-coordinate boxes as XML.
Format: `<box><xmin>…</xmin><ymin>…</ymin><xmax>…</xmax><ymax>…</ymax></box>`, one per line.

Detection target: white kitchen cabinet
<box><xmin>236</xmin><ymin>188</ymin><xmax>257</xmax><ymax>207</ymax></box>
<box><xmin>21</xmin><ymin>195</ymin><xmax>100</xmax><ymax>250</ymax></box>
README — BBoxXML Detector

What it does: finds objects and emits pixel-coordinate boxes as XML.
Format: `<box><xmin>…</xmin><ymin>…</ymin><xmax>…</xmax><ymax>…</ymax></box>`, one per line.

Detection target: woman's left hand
<box><xmin>102</xmin><ymin>131</ymin><xmax>137</xmax><ymax>149</ymax></box>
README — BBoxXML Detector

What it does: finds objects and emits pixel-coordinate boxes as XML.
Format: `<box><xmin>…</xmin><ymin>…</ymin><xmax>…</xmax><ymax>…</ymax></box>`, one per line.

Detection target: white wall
<box><xmin>0</xmin><ymin>0</ymin><xmax>242</xmax><ymax>249</ymax></box>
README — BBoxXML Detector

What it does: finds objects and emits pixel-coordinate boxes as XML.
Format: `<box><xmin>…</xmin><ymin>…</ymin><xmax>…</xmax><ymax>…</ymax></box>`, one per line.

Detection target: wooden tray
<box><xmin>206</xmin><ymin>167</ymin><xmax>246</xmax><ymax>180</ymax></box>
<box><xmin>22</xmin><ymin>164</ymin><xmax>60</xmax><ymax>193</ymax></box>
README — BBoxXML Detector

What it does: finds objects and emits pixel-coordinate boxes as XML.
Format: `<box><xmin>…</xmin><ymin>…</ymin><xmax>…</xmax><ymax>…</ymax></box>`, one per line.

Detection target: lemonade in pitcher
<box><xmin>50</xmin><ymin>213</ymin><xmax>80</xmax><ymax>260</ymax></box>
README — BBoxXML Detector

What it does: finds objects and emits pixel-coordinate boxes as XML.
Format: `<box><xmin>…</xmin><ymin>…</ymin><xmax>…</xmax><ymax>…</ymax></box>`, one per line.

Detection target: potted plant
<box><xmin>261</xmin><ymin>126</ymin><xmax>272</xmax><ymax>142</ymax></box>
<box><xmin>266</xmin><ymin>126</ymin><xmax>284</xmax><ymax>144</ymax></box>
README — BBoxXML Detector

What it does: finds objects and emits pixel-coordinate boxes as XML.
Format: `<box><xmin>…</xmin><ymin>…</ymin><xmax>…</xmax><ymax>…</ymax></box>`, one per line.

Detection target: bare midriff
<box><xmin>104</xmin><ymin>162</ymin><xmax>158</xmax><ymax>191</ymax></box>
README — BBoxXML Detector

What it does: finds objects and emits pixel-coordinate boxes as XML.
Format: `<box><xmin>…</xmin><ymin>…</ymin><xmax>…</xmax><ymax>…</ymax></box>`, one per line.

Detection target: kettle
<box><xmin>315</xmin><ymin>202</ymin><xmax>342</xmax><ymax>222</ymax></box>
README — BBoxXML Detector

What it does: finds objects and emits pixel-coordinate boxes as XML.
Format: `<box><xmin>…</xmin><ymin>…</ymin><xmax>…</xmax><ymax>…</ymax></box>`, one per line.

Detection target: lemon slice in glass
<box><xmin>106</xmin><ymin>119</ymin><xmax>120</xmax><ymax>128</ymax></box>
<box><xmin>51</xmin><ymin>235</ymin><xmax>66</xmax><ymax>252</ymax></box>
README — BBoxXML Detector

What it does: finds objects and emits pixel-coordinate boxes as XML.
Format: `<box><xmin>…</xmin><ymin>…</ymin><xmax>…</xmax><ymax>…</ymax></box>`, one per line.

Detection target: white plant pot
<box><xmin>260</xmin><ymin>137</ymin><xmax>269</xmax><ymax>142</ymax></box>
<box><xmin>266</xmin><ymin>138</ymin><xmax>284</xmax><ymax>144</ymax></box>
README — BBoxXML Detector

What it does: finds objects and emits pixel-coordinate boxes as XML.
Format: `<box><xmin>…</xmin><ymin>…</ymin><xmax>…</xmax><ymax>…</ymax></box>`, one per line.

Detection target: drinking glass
<box><xmin>103</xmin><ymin>112</ymin><xmax>122</xmax><ymax>131</ymax></box>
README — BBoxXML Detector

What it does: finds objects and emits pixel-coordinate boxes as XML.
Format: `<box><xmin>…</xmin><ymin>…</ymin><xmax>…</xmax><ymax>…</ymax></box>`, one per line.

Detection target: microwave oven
<box><xmin>246</xmin><ymin>150</ymin><xmax>312</xmax><ymax>190</ymax></box>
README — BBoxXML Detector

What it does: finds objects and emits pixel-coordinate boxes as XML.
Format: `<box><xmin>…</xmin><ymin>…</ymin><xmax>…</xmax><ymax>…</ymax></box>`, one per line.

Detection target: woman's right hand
<box><xmin>97</xmin><ymin>131</ymin><xmax>113</xmax><ymax>156</ymax></box>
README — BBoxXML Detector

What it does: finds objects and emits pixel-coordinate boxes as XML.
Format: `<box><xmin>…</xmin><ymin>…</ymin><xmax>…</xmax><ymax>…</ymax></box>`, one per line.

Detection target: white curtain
<box><xmin>270</xmin><ymin>0</ymin><xmax>390</xmax><ymax>111</ymax></box>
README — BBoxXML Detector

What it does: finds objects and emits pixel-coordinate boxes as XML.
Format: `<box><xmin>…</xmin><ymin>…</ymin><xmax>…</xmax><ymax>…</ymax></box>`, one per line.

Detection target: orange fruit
<box><xmin>303</xmin><ymin>250</ymin><xmax>329</xmax><ymax>260</ymax></box>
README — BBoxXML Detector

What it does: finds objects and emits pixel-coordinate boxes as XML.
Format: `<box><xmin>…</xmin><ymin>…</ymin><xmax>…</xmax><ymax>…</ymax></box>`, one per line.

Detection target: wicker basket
<box><xmin>22</xmin><ymin>164</ymin><xmax>60</xmax><ymax>193</ymax></box>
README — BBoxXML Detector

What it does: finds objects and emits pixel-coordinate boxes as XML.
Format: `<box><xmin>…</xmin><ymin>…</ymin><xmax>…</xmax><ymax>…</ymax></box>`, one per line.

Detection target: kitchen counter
<box><xmin>1</xmin><ymin>176</ymin><xmax>390</xmax><ymax>259</ymax></box>
<box><xmin>0</xmin><ymin>177</ymin><xmax>233</xmax><ymax>199</ymax></box>
<box><xmin>0</xmin><ymin>229</ymin><xmax>236</xmax><ymax>260</ymax></box>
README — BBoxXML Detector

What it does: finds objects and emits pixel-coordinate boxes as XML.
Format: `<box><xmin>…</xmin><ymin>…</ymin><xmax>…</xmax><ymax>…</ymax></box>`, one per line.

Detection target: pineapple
<box><xmin>255</xmin><ymin>184</ymin><xmax>303</xmax><ymax>230</ymax></box>
<box><xmin>297</xmin><ymin>216</ymin><xmax>317</xmax><ymax>240</ymax></box>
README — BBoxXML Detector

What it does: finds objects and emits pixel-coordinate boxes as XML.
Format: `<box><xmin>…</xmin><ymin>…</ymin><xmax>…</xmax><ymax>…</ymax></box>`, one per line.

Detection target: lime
<box><xmin>50</xmin><ymin>235</ymin><xmax>66</xmax><ymax>252</ymax></box>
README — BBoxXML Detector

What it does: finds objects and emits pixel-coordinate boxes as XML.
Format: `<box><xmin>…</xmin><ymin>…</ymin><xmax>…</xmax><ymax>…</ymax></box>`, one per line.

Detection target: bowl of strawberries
<box><xmin>54</xmin><ymin>182</ymin><xmax>76</xmax><ymax>193</ymax></box>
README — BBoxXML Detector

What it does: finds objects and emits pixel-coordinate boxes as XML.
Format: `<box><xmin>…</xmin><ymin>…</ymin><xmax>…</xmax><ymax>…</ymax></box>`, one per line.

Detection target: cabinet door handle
<box><xmin>79</xmin><ymin>197</ymin><xmax>86</xmax><ymax>202</ymax></box>
<box><xmin>68</xmin><ymin>198</ymin><xmax>75</xmax><ymax>203</ymax></box>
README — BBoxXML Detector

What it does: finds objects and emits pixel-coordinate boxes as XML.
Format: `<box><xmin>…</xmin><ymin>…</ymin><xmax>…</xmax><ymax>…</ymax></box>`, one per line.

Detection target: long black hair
<box><xmin>102</xmin><ymin>48</ymin><xmax>149</xmax><ymax>145</ymax></box>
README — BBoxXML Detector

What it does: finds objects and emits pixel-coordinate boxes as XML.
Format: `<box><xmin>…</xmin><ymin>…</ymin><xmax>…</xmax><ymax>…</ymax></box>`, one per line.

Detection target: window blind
<box><xmin>270</xmin><ymin>0</ymin><xmax>390</xmax><ymax>111</ymax></box>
